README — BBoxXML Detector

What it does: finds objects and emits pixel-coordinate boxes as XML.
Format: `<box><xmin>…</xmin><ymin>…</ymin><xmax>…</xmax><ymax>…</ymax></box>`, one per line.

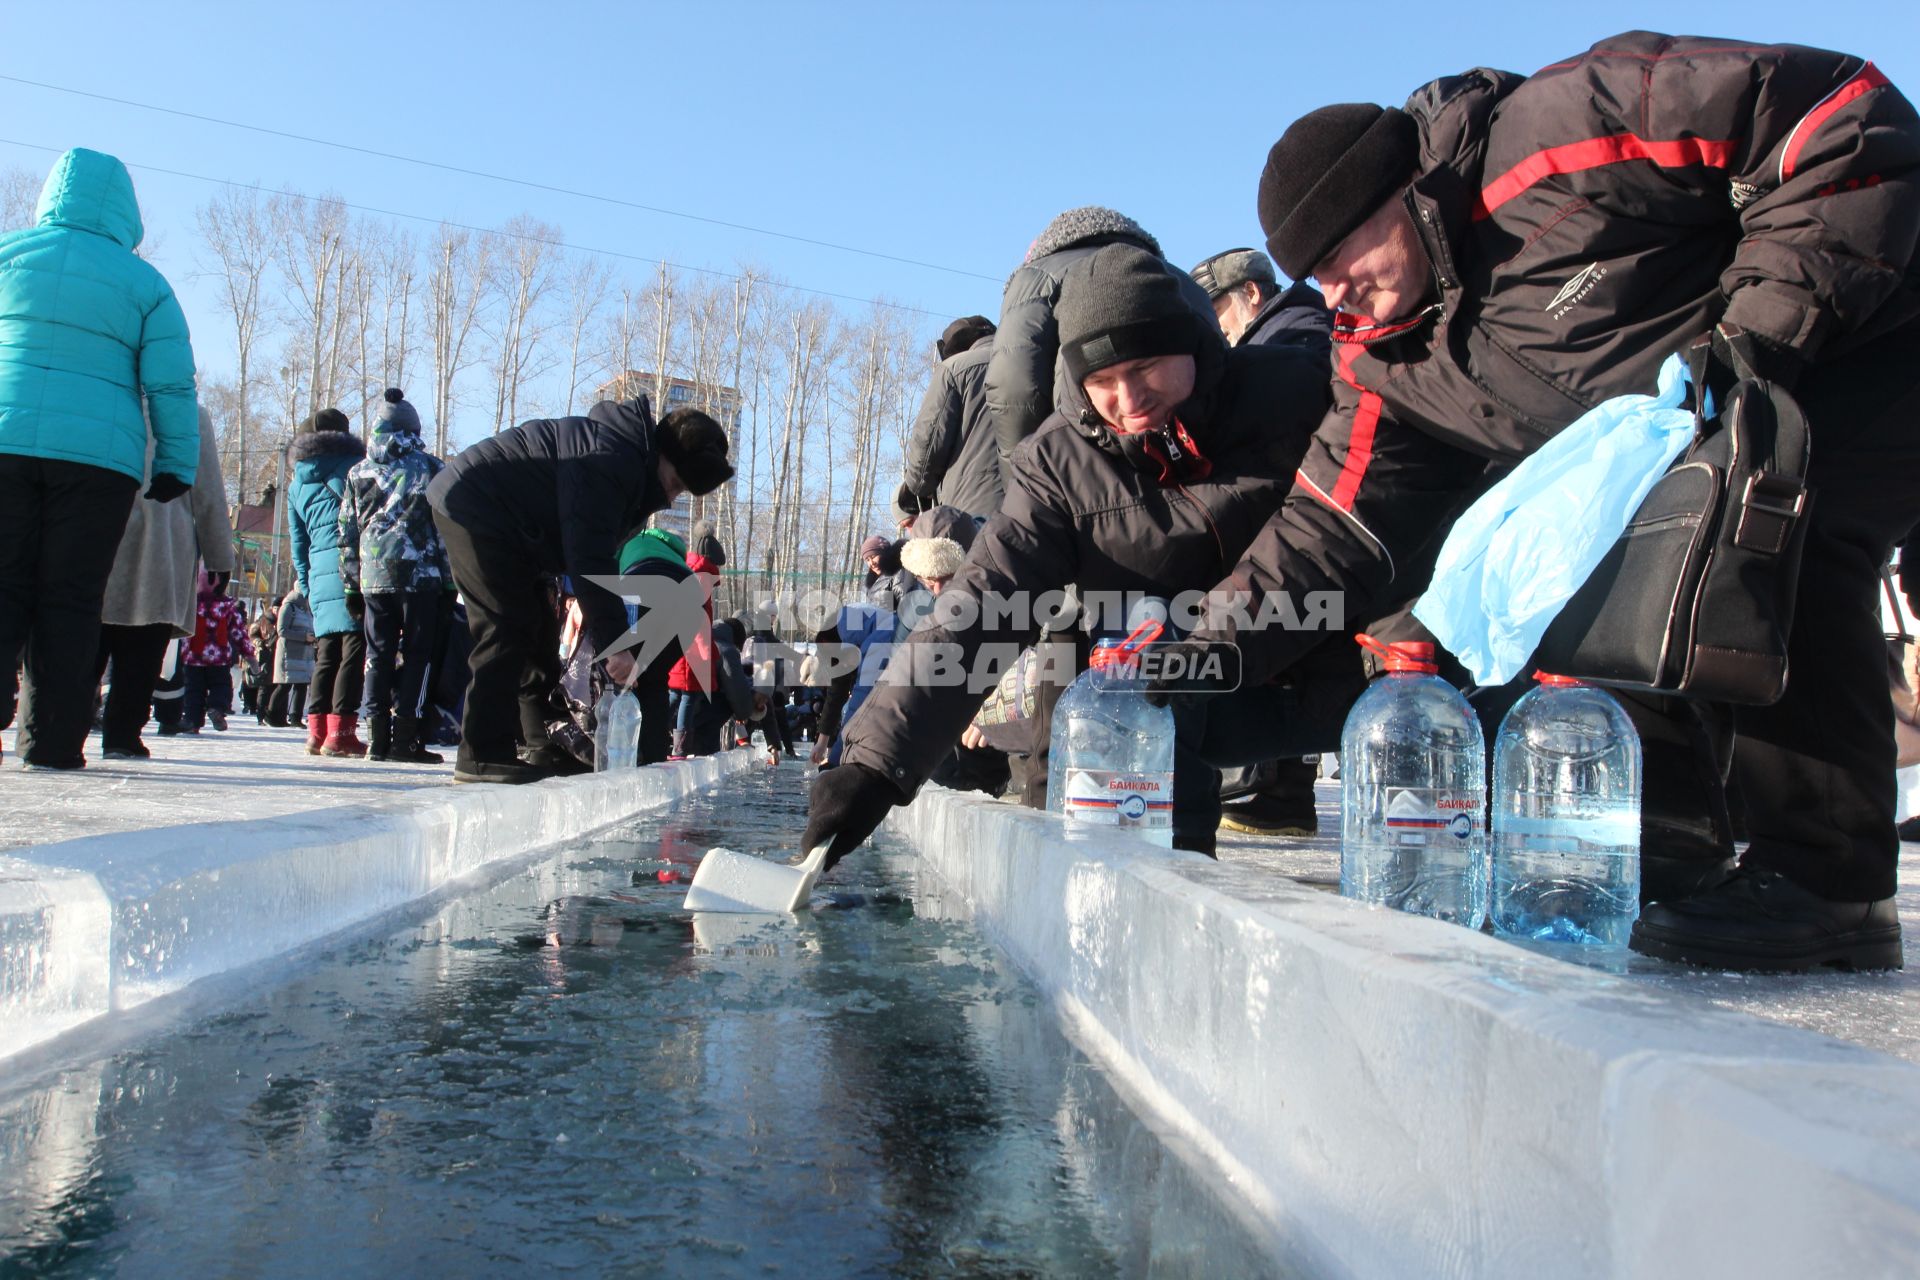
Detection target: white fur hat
<box><xmin>900</xmin><ymin>535</ymin><xmax>965</xmax><ymax>581</ymax></box>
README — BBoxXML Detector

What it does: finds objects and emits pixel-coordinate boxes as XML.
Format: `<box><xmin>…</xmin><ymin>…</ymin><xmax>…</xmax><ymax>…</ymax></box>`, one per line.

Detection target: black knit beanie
<box><xmin>936</xmin><ymin>315</ymin><xmax>995</xmax><ymax>360</ymax></box>
<box><xmin>301</xmin><ymin>407</ymin><xmax>349</xmax><ymax>434</ymax></box>
<box><xmin>656</xmin><ymin>407</ymin><xmax>735</xmax><ymax>496</ymax></box>
<box><xmin>1056</xmin><ymin>244</ymin><xmax>1203</xmax><ymax>386</ymax></box>
<box><xmin>1257</xmin><ymin>104</ymin><xmax>1419</xmax><ymax>279</ymax></box>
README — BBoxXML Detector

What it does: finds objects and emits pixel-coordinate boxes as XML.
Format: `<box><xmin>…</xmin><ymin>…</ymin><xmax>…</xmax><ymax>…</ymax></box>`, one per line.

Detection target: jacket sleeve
<box><xmin>287</xmin><ymin>485</ymin><xmax>312</xmax><ymax>599</ymax></box>
<box><xmin>841</xmin><ymin>450</ymin><xmax>1078</xmax><ymax>794</ymax></box>
<box><xmin>191</xmin><ymin>413</ymin><xmax>237</xmax><ymax>573</ymax></box>
<box><xmin>1197</xmin><ymin>374</ymin><xmax>1489</xmax><ymax>686</ymax></box>
<box><xmin>558</xmin><ymin>447</ymin><xmax>641</xmax><ymax>653</ymax></box>
<box><xmin>138</xmin><ymin>280</ymin><xmax>202</xmax><ymax>485</ymax></box>
<box><xmin>984</xmin><ymin>266</ymin><xmax>1060</xmax><ymax>459</ymax></box>
<box><xmin>336</xmin><ymin>476</ymin><xmax>364</xmax><ymax>595</ymax></box>
<box><xmin>899</xmin><ymin>363</ymin><xmax>964</xmax><ymax>507</ymax></box>
<box><xmin>1537</xmin><ymin>34</ymin><xmax>1920</xmax><ymax>355</ymax></box>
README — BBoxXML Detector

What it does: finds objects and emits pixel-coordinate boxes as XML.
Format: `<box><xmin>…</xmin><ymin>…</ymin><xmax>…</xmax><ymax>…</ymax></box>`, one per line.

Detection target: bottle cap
<box><xmin>1091</xmin><ymin>619</ymin><xmax>1167</xmax><ymax>670</ymax></box>
<box><xmin>1355</xmin><ymin>633</ymin><xmax>1439</xmax><ymax>674</ymax></box>
<box><xmin>1533</xmin><ymin>671</ymin><xmax>1584</xmax><ymax>687</ymax></box>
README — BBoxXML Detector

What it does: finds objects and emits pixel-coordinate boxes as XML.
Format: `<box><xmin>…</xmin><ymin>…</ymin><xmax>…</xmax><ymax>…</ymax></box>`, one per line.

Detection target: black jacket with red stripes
<box><xmin>1205</xmin><ymin>31</ymin><xmax>1920</xmax><ymax>685</ymax></box>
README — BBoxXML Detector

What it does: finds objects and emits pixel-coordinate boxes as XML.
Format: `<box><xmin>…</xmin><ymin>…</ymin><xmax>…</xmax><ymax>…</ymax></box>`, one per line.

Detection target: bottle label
<box><xmin>1384</xmin><ymin>788</ymin><xmax>1481</xmax><ymax>845</ymax></box>
<box><xmin>1064</xmin><ymin>769</ymin><xmax>1173</xmax><ymax>830</ymax></box>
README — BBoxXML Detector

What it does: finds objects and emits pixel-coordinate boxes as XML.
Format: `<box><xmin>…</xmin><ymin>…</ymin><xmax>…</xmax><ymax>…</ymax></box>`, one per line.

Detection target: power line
<box><xmin>0</xmin><ymin>137</ymin><xmax>952</xmax><ymax>320</ymax></box>
<box><xmin>0</xmin><ymin>74</ymin><xmax>1003</xmax><ymax>284</ymax></box>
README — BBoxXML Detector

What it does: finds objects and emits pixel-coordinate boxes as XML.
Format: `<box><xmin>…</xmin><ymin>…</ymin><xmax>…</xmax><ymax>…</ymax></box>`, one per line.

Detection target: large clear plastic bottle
<box><xmin>1339</xmin><ymin>636</ymin><xmax>1486</xmax><ymax>928</ymax></box>
<box><xmin>1490</xmin><ymin>673</ymin><xmax>1641</xmax><ymax>947</ymax></box>
<box><xmin>594</xmin><ymin>686</ymin><xmax>641</xmax><ymax>772</ymax></box>
<box><xmin>1048</xmin><ymin>623</ymin><xmax>1173</xmax><ymax>847</ymax></box>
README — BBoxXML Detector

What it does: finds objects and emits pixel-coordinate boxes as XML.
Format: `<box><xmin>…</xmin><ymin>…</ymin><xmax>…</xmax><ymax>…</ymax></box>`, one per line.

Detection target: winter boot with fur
<box><xmin>322</xmin><ymin>714</ymin><xmax>369</xmax><ymax>758</ymax></box>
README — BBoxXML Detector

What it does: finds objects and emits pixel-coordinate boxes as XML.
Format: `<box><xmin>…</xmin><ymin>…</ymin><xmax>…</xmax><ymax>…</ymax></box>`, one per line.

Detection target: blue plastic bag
<box><xmin>1413</xmin><ymin>354</ymin><xmax>1697</xmax><ymax>686</ymax></box>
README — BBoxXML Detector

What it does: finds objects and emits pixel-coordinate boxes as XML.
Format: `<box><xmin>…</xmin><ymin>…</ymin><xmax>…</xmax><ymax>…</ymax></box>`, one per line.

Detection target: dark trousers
<box><xmin>636</xmin><ymin>641</ymin><xmax>682</xmax><ymax>766</ymax></box>
<box><xmin>182</xmin><ymin>664</ymin><xmax>234</xmax><ymax>728</ymax></box>
<box><xmin>0</xmin><ymin>455</ymin><xmax>139</xmax><ymax>764</ymax></box>
<box><xmin>267</xmin><ymin>682</ymin><xmax>308</xmax><ymax>724</ymax></box>
<box><xmin>310</xmin><ymin>630</ymin><xmax>365</xmax><ymax>717</ymax></box>
<box><xmin>436</xmin><ymin>510</ymin><xmax>561</xmax><ymax>765</ymax></box>
<box><xmin>1724</xmin><ymin>325</ymin><xmax>1920</xmax><ymax>901</ymax></box>
<box><xmin>1172</xmin><ymin>643</ymin><xmax>1367</xmax><ymax>842</ymax></box>
<box><xmin>364</xmin><ymin>589</ymin><xmax>442</xmax><ymax>722</ymax></box>
<box><xmin>92</xmin><ymin>622</ymin><xmax>173</xmax><ymax>750</ymax></box>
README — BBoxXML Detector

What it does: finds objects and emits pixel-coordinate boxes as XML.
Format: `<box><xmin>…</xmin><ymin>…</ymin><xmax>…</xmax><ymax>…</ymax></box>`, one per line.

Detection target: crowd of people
<box><xmin>3</xmin><ymin>28</ymin><xmax>1918</xmax><ymax>975</ymax></box>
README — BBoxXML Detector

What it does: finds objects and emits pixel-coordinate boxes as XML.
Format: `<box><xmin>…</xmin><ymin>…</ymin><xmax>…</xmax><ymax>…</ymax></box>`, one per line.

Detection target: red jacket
<box><xmin>667</xmin><ymin>552</ymin><xmax>719</xmax><ymax>692</ymax></box>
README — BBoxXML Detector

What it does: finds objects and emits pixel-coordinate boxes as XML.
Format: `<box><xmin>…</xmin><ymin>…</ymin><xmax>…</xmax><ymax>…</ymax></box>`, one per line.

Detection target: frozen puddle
<box><xmin>0</xmin><ymin>769</ymin><xmax>1278</xmax><ymax>1277</ymax></box>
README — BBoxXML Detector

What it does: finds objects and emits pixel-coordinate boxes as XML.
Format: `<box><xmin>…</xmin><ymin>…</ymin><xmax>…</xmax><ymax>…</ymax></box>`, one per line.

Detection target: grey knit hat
<box><xmin>1190</xmin><ymin>248</ymin><xmax>1277</xmax><ymax>300</ymax></box>
<box><xmin>1026</xmin><ymin>205</ymin><xmax>1163</xmax><ymax>264</ymax></box>
<box><xmin>375</xmin><ymin>387</ymin><xmax>422</xmax><ymax>435</ymax></box>
<box><xmin>1056</xmin><ymin>244</ymin><xmax>1203</xmax><ymax>385</ymax></box>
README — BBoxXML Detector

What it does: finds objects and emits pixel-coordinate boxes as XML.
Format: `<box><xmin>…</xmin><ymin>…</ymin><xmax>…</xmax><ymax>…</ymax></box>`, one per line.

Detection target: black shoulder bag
<box><xmin>1531</xmin><ymin>327</ymin><xmax>1811</xmax><ymax>704</ymax></box>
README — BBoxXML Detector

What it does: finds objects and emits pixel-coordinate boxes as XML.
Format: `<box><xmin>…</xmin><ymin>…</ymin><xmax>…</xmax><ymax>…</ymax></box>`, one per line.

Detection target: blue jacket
<box><xmin>0</xmin><ymin>148</ymin><xmax>199</xmax><ymax>484</ymax></box>
<box><xmin>288</xmin><ymin>430</ymin><xmax>366</xmax><ymax>636</ymax></box>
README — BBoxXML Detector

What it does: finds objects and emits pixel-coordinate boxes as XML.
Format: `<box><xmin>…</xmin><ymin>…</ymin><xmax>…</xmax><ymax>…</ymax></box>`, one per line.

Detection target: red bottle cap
<box><xmin>1355</xmin><ymin>633</ymin><xmax>1439</xmax><ymax>674</ymax></box>
<box><xmin>1534</xmin><ymin>671</ymin><xmax>1584</xmax><ymax>687</ymax></box>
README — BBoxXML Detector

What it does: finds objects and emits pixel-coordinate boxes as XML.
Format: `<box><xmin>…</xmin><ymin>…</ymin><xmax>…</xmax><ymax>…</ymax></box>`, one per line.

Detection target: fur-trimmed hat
<box><xmin>900</xmin><ymin>535</ymin><xmax>964</xmax><ymax>582</ymax></box>
<box><xmin>300</xmin><ymin>407</ymin><xmax>349</xmax><ymax>434</ymax></box>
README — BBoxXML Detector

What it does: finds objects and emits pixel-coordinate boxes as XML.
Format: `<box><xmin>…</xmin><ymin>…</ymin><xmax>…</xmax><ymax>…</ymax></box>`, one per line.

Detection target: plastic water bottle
<box><xmin>1048</xmin><ymin>623</ymin><xmax>1173</xmax><ymax>847</ymax></box>
<box><xmin>1339</xmin><ymin>636</ymin><xmax>1486</xmax><ymax>927</ymax></box>
<box><xmin>1490</xmin><ymin>674</ymin><xmax>1641</xmax><ymax>947</ymax></box>
<box><xmin>594</xmin><ymin>687</ymin><xmax>641</xmax><ymax>772</ymax></box>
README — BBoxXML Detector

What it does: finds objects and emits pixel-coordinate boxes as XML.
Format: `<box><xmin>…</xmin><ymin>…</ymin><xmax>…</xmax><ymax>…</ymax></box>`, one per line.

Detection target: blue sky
<box><xmin>3</xmin><ymin>0</ymin><xmax>1914</xmax><ymax>374</ymax></box>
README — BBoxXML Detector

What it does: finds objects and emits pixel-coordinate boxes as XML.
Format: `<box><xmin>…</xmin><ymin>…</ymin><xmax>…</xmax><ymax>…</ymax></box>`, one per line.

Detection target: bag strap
<box><xmin>1886</xmin><ymin>567</ymin><xmax>1913</xmax><ymax>643</ymax></box>
<box><xmin>1722</xmin><ymin>327</ymin><xmax>1812</xmax><ymax>556</ymax></box>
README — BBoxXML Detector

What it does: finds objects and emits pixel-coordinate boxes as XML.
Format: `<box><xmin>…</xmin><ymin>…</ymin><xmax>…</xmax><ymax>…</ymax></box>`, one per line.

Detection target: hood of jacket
<box><xmin>291</xmin><ymin>429</ymin><xmax>366</xmax><ymax>467</ymax></box>
<box><xmin>35</xmin><ymin>148</ymin><xmax>144</xmax><ymax>249</ymax></box>
<box><xmin>367</xmin><ymin>425</ymin><xmax>428</xmax><ymax>465</ymax></box>
<box><xmin>1026</xmin><ymin>206</ymin><xmax>1161</xmax><ymax>265</ymax></box>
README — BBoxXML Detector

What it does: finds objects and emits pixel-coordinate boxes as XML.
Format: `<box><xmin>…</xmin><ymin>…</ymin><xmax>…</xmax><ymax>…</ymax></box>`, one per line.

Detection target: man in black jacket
<box><xmin>894</xmin><ymin>315</ymin><xmax>1004</xmax><ymax>522</ymax></box>
<box><xmin>428</xmin><ymin>399</ymin><xmax>733</xmax><ymax>784</ymax></box>
<box><xmin>1188</xmin><ymin>32</ymin><xmax>1920</xmax><ymax>969</ymax></box>
<box><xmin>803</xmin><ymin>244</ymin><xmax>1333</xmax><ymax>860</ymax></box>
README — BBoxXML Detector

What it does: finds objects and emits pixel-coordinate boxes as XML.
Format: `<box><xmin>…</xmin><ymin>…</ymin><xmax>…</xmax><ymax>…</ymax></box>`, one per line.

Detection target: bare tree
<box><xmin>645</xmin><ymin>261</ymin><xmax>678</xmax><ymax>414</ymax></box>
<box><xmin>426</xmin><ymin>223</ymin><xmax>496</xmax><ymax>454</ymax></box>
<box><xmin>373</xmin><ymin>227</ymin><xmax>418</xmax><ymax>396</ymax></box>
<box><xmin>487</xmin><ymin>214</ymin><xmax>561</xmax><ymax>432</ymax></box>
<box><xmin>1</xmin><ymin>166</ymin><xmax>40</xmax><ymax>233</ymax></box>
<box><xmin>557</xmin><ymin>252</ymin><xmax>612</xmax><ymax>415</ymax></box>
<box><xmin>196</xmin><ymin>186</ymin><xmax>278</xmax><ymax>501</ymax></box>
<box><xmin>269</xmin><ymin>190</ymin><xmax>354</xmax><ymax>421</ymax></box>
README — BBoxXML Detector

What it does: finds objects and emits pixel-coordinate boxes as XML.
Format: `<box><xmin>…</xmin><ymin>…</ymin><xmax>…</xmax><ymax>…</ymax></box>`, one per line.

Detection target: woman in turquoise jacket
<box><xmin>0</xmin><ymin>148</ymin><xmax>200</xmax><ymax>769</ymax></box>
<box><xmin>286</xmin><ymin>409</ymin><xmax>367</xmax><ymax>757</ymax></box>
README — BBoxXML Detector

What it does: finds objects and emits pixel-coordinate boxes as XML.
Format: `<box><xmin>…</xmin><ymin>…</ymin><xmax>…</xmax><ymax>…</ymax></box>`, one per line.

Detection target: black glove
<box><xmin>345</xmin><ymin>593</ymin><xmax>365</xmax><ymax>622</ymax></box>
<box><xmin>802</xmin><ymin>762</ymin><xmax>905</xmax><ymax>870</ymax></box>
<box><xmin>145</xmin><ymin>473</ymin><xmax>190</xmax><ymax>504</ymax></box>
<box><xmin>1142</xmin><ymin>639</ymin><xmax>1243</xmax><ymax>709</ymax></box>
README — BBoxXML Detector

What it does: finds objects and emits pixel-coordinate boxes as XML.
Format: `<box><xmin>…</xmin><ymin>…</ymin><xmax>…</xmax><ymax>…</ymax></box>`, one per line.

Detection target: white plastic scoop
<box><xmin>682</xmin><ymin>843</ymin><xmax>831</xmax><ymax>913</ymax></box>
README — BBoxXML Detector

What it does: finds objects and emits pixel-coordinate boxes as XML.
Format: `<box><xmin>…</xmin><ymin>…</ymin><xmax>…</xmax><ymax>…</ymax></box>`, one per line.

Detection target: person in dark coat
<box><xmin>894</xmin><ymin>315</ymin><xmax>1006</xmax><ymax>523</ymax></box>
<box><xmin>287</xmin><ymin>408</ymin><xmax>367</xmax><ymax>757</ymax></box>
<box><xmin>1189</xmin><ymin>246</ymin><xmax>1336</xmax><ymax>838</ymax></box>
<box><xmin>1190</xmin><ymin>247</ymin><xmax>1333</xmax><ymax>357</ymax></box>
<box><xmin>985</xmin><ymin>206</ymin><xmax>1221</xmax><ymax>462</ymax></box>
<box><xmin>1175</xmin><ymin>32</ymin><xmax>1920</xmax><ymax>970</ymax></box>
<box><xmin>427</xmin><ymin>398</ymin><xmax>733</xmax><ymax>784</ymax></box>
<box><xmin>802</xmin><ymin>244</ymin><xmax>1332</xmax><ymax>864</ymax></box>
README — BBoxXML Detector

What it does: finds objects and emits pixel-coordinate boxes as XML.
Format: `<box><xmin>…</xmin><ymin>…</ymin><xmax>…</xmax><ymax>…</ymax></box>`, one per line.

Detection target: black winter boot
<box><xmin>392</xmin><ymin>716</ymin><xmax>444</xmax><ymax>764</ymax></box>
<box><xmin>367</xmin><ymin>708</ymin><xmax>393</xmax><ymax>762</ymax></box>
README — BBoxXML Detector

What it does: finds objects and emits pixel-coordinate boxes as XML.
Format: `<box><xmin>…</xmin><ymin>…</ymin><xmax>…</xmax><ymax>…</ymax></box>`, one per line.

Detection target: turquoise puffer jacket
<box><xmin>288</xmin><ymin>430</ymin><xmax>366</xmax><ymax>637</ymax></box>
<box><xmin>0</xmin><ymin>149</ymin><xmax>199</xmax><ymax>484</ymax></box>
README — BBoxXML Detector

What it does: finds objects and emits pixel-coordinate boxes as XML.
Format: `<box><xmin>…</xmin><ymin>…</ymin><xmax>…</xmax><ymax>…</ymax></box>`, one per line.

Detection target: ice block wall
<box><xmin>1</xmin><ymin>752</ymin><xmax>756</xmax><ymax>1061</ymax></box>
<box><xmin>887</xmin><ymin>788</ymin><xmax>1920</xmax><ymax>1278</ymax></box>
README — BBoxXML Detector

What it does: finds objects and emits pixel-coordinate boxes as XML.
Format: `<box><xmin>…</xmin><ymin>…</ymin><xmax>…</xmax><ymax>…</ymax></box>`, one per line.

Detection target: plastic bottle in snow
<box><xmin>595</xmin><ymin>686</ymin><xmax>641</xmax><ymax>772</ymax></box>
<box><xmin>1048</xmin><ymin>622</ymin><xmax>1173</xmax><ymax>847</ymax></box>
<box><xmin>1490</xmin><ymin>673</ymin><xmax>1641</xmax><ymax>947</ymax></box>
<box><xmin>1339</xmin><ymin>635</ymin><xmax>1486</xmax><ymax>928</ymax></box>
